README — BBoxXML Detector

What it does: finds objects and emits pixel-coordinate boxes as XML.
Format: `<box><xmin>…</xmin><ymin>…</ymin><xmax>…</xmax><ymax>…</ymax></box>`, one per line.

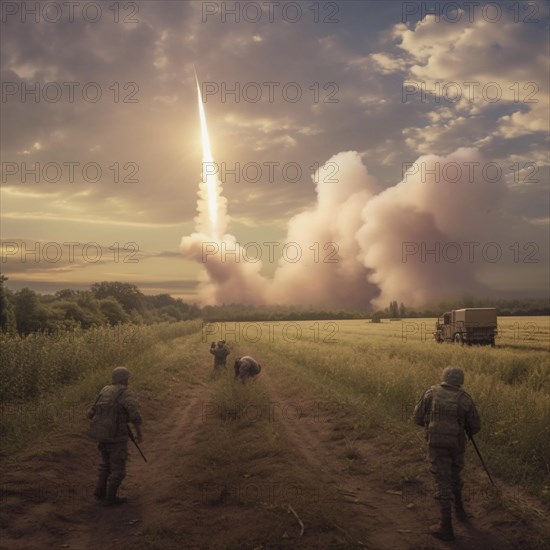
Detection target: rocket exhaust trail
<box><xmin>194</xmin><ymin>67</ymin><xmax>221</xmax><ymax>239</ymax></box>
<box><xmin>180</xmin><ymin>68</ymin><xmax>268</xmax><ymax>306</ymax></box>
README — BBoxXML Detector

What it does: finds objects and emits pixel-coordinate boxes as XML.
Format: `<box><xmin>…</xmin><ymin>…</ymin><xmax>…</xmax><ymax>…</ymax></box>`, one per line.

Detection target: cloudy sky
<box><xmin>1</xmin><ymin>0</ymin><xmax>548</xmax><ymax>307</ymax></box>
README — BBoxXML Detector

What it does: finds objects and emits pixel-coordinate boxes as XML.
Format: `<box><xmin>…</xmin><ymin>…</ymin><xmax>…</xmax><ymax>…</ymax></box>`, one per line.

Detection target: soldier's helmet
<box><xmin>442</xmin><ymin>366</ymin><xmax>464</xmax><ymax>386</ymax></box>
<box><xmin>112</xmin><ymin>366</ymin><xmax>131</xmax><ymax>383</ymax></box>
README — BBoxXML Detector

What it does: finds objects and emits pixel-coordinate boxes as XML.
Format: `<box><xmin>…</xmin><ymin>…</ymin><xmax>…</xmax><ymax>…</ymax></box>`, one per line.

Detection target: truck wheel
<box><xmin>454</xmin><ymin>333</ymin><xmax>463</xmax><ymax>344</ymax></box>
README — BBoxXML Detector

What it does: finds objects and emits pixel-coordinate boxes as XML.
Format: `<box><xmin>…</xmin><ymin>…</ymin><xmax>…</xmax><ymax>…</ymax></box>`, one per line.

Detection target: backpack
<box><xmin>88</xmin><ymin>386</ymin><xmax>127</xmax><ymax>442</ymax></box>
<box><xmin>427</xmin><ymin>385</ymin><xmax>463</xmax><ymax>449</ymax></box>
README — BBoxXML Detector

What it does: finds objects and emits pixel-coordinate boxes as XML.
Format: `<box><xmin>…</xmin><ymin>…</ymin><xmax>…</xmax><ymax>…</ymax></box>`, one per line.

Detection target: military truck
<box><xmin>434</xmin><ymin>308</ymin><xmax>497</xmax><ymax>346</ymax></box>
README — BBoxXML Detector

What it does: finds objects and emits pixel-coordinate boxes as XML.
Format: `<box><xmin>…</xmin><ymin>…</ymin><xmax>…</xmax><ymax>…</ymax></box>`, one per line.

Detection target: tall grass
<box><xmin>236</xmin><ymin>317</ymin><xmax>550</xmax><ymax>503</ymax></box>
<box><xmin>0</xmin><ymin>321</ymin><xmax>202</xmax><ymax>456</ymax></box>
<box><xmin>0</xmin><ymin>321</ymin><xmax>202</xmax><ymax>402</ymax></box>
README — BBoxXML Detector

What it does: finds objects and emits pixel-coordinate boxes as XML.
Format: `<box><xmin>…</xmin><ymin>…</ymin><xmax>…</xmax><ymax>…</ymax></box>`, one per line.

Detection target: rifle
<box><xmin>466</xmin><ymin>427</ymin><xmax>494</xmax><ymax>486</ymax></box>
<box><xmin>127</xmin><ymin>425</ymin><xmax>147</xmax><ymax>463</ymax></box>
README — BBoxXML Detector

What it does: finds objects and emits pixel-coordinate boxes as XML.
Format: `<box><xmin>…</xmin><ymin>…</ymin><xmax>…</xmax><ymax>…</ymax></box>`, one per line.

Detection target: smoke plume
<box><xmin>181</xmin><ymin>135</ymin><xmax>544</xmax><ymax>307</ymax></box>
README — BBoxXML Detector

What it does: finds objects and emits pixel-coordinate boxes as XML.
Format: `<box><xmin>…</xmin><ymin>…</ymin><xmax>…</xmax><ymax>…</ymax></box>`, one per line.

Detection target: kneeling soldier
<box><xmin>87</xmin><ymin>366</ymin><xmax>143</xmax><ymax>505</ymax></box>
<box><xmin>234</xmin><ymin>355</ymin><xmax>262</xmax><ymax>383</ymax></box>
<box><xmin>413</xmin><ymin>366</ymin><xmax>481</xmax><ymax>541</ymax></box>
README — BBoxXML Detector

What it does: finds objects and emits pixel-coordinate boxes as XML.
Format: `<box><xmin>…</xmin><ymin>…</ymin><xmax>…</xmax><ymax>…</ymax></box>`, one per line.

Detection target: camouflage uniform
<box><xmin>210</xmin><ymin>341</ymin><xmax>230</xmax><ymax>370</ymax></box>
<box><xmin>234</xmin><ymin>355</ymin><xmax>262</xmax><ymax>382</ymax></box>
<box><xmin>88</xmin><ymin>368</ymin><xmax>142</xmax><ymax>505</ymax></box>
<box><xmin>413</xmin><ymin>367</ymin><xmax>481</xmax><ymax>541</ymax></box>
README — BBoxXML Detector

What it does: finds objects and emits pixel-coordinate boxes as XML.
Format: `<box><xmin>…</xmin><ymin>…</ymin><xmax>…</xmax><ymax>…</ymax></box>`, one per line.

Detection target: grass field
<box><xmin>1</xmin><ymin>316</ymin><xmax>549</xmax><ymax>549</ymax></box>
<box><xmin>0</xmin><ymin>320</ymin><xmax>203</xmax><ymax>456</ymax></box>
<box><xmin>203</xmin><ymin>316</ymin><xmax>550</xmax><ymax>499</ymax></box>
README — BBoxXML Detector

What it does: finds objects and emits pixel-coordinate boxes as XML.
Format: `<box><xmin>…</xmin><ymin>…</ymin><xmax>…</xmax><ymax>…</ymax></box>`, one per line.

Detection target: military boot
<box><xmin>104</xmin><ymin>483</ymin><xmax>127</xmax><ymax>506</ymax></box>
<box><xmin>430</xmin><ymin>502</ymin><xmax>455</xmax><ymax>541</ymax></box>
<box><xmin>93</xmin><ymin>471</ymin><xmax>109</xmax><ymax>500</ymax></box>
<box><xmin>454</xmin><ymin>490</ymin><xmax>469</xmax><ymax>521</ymax></box>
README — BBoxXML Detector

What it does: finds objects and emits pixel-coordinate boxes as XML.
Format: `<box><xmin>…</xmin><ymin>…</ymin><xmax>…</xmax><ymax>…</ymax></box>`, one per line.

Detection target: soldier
<box><xmin>210</xmin><ymin>340</ymin><xmax>230</xmax><ymax>371</ymax></box>
<box><xmin>413</xmin><ymin>366</ymin><xmax>481</xmax><ymax>541</ymax></box>
<box><xmin>87</xmin><ymin>366</ymin><xmax>143</xmax><ymax>505</ymax></box>
<box><xmin>234</xmin><ymin>355</ymin><xmax>262</xmax><ymax>383</ymax></box>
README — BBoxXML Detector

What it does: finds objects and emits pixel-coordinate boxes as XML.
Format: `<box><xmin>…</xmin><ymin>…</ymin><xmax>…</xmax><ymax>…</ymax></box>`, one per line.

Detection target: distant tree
<box><xmin>91</xmin><ymin>282</ymin><xmax>146</xmax><ymax>313</ymax></box>
<box><xmin>99</xmin><ymin>297</ymin><xmax>130</xmax><ymax>325</ymax></box>
<box><xmin>62</xmin><ymin>302</ymin><xmax>104</xmax><ymax>329</ymax></box>
<box><xmin>0</xmin><ymin>274</ymin><xmax>16</xmax><ymax>333</ymax></box>
<box><xmin>0</xmin><ymin>274</ymin><xmax>10</xmax><ymax>331</ymax></box>
<box><xmin>159</xmin><ymin>305</ymin><xmax>183</xmax><ymax>321</ymax></box>
<box><xmin>399</xmin><ymin>302</ymin><xmax>406</xmax><ymax>318</ymax></box>
<box><xmin>147</xmin><ymin>293</ymin><xmax>177</xmax><ymax>309</ymax></box>
<box><xmin>389</xmin><ymin>301</ymin><xmax>399</xmax><ymax>318</ymax></box>
<box><xmin>187</xmin><ymin>303</ymin><xmax>201</xmax><ymax>319</ymax></box>
<box><xmin>13</xmin><ymin>288</ymin><xmax>47</xmax><ymax>334</ymax></box>
<box><xmin>128</xmin><ymin>309</ymin><xmax>144</xmax><ymax>324</ymax></box>
<box><xmin>54</xmin><ymin>289</ymin><xmax>76</xmax><ymax>300</ymax></box>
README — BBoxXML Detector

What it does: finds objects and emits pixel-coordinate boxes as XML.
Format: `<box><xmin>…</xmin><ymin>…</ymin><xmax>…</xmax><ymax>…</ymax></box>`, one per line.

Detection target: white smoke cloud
<box><xmin>269</xmin><ymin>151</ymin><xmax>379</xmax><ymax>308</ymax></box>
<box><xmin>180</xmin><ymin>151</ymin><xmax>379</xmax><ymax>307</ymax></box>
<box><xmin>357</xmin><ymin>148</ymin><xmax>499</xmax><ymax>307</ymax></box>
<box><xmin>179</xmin><ymin>165</ymin><xmax>268</xmax><ymax>305</ymax></box>
<box><xmin>357</xmin><ymin>147</ymin><xmax>549</xmax><ymax>307</ymax></box>
<box><xmin>181</xmin><ymin>147</ymin><xmax>547</xmax><ymax>308</ymax></box>
<box><xmin>192</xmin><ymin>173</ymin><xmax>229</xmax><ymax>238</ymax></box>
<box><xmin>180</xmin><ymin>232</ymin><xmax>269</xmax><ymax>305</ymax></box>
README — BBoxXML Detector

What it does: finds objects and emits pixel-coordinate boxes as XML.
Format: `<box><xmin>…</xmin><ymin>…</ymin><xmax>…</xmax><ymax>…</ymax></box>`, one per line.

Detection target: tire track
<box><xmin>0</xmin><ymin>334</ymin><xmax>214</xmax><ymax>550</ymax></box>
<box><xmin>67</xmin><ymin>376</ymin><xmax>215</xmax><ymax>549</ymax></box>
<box><xmin>262</xmin><ymin>367</ymin><xmax>514</xmax><ymax>550</ymax></box>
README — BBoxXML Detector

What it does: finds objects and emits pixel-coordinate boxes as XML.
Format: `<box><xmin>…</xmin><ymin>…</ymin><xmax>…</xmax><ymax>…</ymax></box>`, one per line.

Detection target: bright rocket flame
<box><xmin>195</xmin><ymin>70</ymin><xmax>219</xmax><ymax>238</ymax></box>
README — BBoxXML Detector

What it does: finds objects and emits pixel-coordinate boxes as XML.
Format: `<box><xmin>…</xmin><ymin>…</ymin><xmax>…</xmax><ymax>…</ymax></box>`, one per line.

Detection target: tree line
<box><xmin>202</xmin><ymin>297</ymin><xmax>549</xmax><ymax>323</ymax></box>
<box><xmin>1</xmin><ymin>275</ymin><xmax>547</xmax><ymax>335</ymax></box>
<box><xmin>0</xmin><ymin>277</ymin><xmax>200</xmax><ymax>335</ymax></box>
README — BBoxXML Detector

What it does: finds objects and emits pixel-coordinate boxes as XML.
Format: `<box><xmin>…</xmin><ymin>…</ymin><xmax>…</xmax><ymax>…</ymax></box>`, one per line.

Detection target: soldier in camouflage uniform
<box><xmin>413</xmin><ymin>366</ymin><xmax>481</xmax><ymax>541</ymax></box>
<box><xmin>234</xmin><ymin>355</ymin><xmax>262</xmax><ymax>383</ymax></box>
<box><xmin>87</xmin><ymin>366</ymin><xmax>143</xmax><ymax>505</ymax></box>
<box><xmin>210</xmin><ymin>340</ymin><xmax>230</xmax><ymax>371</ymax></box>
